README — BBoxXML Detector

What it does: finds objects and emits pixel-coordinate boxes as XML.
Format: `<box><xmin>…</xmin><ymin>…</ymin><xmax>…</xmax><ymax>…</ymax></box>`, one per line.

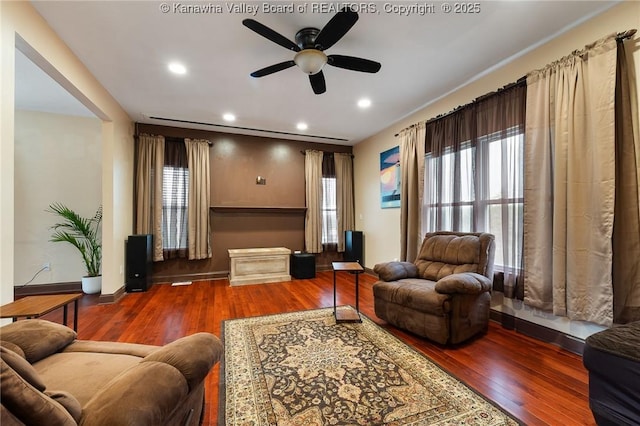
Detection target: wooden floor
<box><xmin>37</xmin><ymin>271</ymin><xmax>594</xmax><ymax>426</ymax></box>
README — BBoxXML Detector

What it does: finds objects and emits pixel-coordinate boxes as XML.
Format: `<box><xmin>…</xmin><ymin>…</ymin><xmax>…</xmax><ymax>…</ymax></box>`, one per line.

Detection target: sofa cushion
<box><xmin>0</xmin><ymin>320</ymin><xmax>76</xmax><ymax>363</ymax></box>
<box><xmin>0</xmin><ymin>360</ymin><xmax>76</xmax><ymax>426</ymax></box>
<box><xmin>415</xmin><ymin>234</ymin><xmax>483</xmax><ymax>281</ymax></box>
<box><xmin>0</xmin><ymin>341</ymin><xmax>25</xmax><ymax>359</ymax></box>
<box><xmin>373</xmin><ymin>279</ymin><xmax>451</xmax><ymax>316</ymax></box>
<box><xmin>45</xmin><ymin>390</ymin><xmax>82</xmax><ymax>423</ymax></box>
<box><xmin>373</xmin><ymin>261</ymin><xmax>418</xmax><ymax>282</ymax></box>
<box><xmin>63</xmin><ymin>340</ymin><xmax>157</xmax><ymax>358</ymax></box>
<box><xmin>35</xmin><ymin>351</ymin><xmax>144</xmax><ymax>406</ymax></box>
<box><xmin>0</xmin><ymin>346</ymin><xmax>46</xmax><ymax>391</ymax></box>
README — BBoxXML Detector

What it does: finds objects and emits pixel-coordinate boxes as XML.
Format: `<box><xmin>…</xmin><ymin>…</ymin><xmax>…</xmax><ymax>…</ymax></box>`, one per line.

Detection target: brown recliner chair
<box><xmin>0</xmin><ymin>319</ymin><xmax>223</xmax><ymax>425</ymax></box>
<box><xmin>373</xmin><ymin>231</ymin><xmax>495</xmax><ymax>345</ymax></box>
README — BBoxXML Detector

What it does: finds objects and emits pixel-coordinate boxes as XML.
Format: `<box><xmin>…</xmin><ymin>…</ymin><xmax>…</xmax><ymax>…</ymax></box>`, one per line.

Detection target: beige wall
<box><xmin>0</xmin><ymin>1</ymin><xmax>134</xmax><ymax>306</ymax></box>
<box><xmin>14</xmin><ymin>110</ymin><xmax>102</xmax><ymax>286</ymax></box>
<box><xmin>353</xmin><ymin>1</ymin><xmax>640</xmax><ymax>338</ymax></box>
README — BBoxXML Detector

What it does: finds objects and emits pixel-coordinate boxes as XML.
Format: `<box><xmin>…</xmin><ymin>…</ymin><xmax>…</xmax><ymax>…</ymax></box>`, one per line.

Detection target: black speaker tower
<box><xmin>344</xmin><ymin>230</ymin><xmax>363</xmax><ymax>265</ymax></box>
<box><xmin>126</xmin><ymin>234</ymin><xmax>152</xmax><ymax>292</ymax></box>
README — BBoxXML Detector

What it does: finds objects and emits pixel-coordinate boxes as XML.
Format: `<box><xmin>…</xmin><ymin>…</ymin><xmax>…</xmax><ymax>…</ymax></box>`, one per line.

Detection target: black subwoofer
<box><xmin>126</xmin><ymin>234</ymin><xmax>152</xmax><ymax>292</ymax></box>
<box><xmin>291</xmin><ymin>253</ymin><xmax>316</xmax><ymax>279</ymax></box>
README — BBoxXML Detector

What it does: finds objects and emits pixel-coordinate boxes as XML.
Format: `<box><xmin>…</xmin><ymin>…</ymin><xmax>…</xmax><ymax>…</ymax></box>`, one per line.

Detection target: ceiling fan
<box><xmin>242</xmin><ymin>7</ymin><xmax>381</xmax><ymax>95</ymax></box>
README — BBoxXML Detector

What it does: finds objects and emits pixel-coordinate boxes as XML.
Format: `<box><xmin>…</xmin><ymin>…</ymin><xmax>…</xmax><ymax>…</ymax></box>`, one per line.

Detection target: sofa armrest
<box><xmin>80</xmin><ymin>333</ymin><xmax>223</xmax><ymax>426</ymax></box>
<box><xmin>435</xmin><ymin>272</ymin><xmax>492</xmax><ymax>295</ymax></box>
<box><xmin>373</xmin><ymin>262</ymin><xmax>418</xmax><ymax>282</ymax></box>
<box><xmin>80</xmin><ymin>361</ymin><xmax>189</xmax><ymax>425</ymax></box>
<box><xmin>143</xmin><ymin>333</ymin><xmax>223</xmax><ymax>391</ymax></box>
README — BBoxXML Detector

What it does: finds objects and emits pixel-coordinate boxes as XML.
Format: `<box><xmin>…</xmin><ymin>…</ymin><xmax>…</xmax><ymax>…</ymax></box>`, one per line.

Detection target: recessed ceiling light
<box><xmin>357</xmin><ymin>98</ymin><xmax>372</xmax><ymax>108</ymax></box>
<box><xmin>297</xmin><ymin>122</ymin><xmax>308</xmax><ymax>131</ymax></box>
<box><xmin>168</xmin><ymin>62</ymin><xmax>187</xmax><ymax>75</ymax></box>
<box><xmin>223</xmin><ymin>113</ymin><xmax>236</xmax><ymax>122</ymax></box>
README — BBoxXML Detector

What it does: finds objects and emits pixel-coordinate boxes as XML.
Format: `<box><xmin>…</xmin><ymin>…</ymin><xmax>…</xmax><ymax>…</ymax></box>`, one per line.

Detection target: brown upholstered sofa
<box><xmin>0</xmin><ymin>319</ymin><xmax>223</xmax><ymax>425</ymax></box>
<box><xmin>373</xmin><ymin>231</ymin><xmax>495</xmax><ymax>345</ymax></box>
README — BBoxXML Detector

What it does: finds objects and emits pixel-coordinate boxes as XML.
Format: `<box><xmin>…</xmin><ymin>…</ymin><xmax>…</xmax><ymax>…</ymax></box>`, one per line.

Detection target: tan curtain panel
<box><xmin>524</xmin><ymin>34</ymin><xmax>618</xmax><ymax>326</ymax></box>
<box><xmin>334</xmin><ymin>153</ymin><xmax>355</xmax><ymax>252</ymax></box>
<box><xmin>135</xmin><ymin>134</ymin><xmax>164</xmax><ymax>261</ymax></box>
<box><xmin>305</xmin><ymin>150</ymin><xmax>323</xmax><ymax>253</ymax></box>
<box><xmin>399</xmin><ymin>123</ymin><xmax>425</xmax><ymax>262</ymax></box>
<box><xmin>185</xmin><ymin>139</ymin><xmax>211</xmax><ymax>260</ymax></box>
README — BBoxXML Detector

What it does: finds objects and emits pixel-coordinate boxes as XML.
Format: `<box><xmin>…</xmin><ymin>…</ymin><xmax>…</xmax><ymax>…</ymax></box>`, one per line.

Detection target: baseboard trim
<box><xmin>14</xmin><ymin>282</ymin><xmax>82</xmax><ymax>297</ymax></box>
<box><xmin>151</xmin><ymin>271</ymin><xmax>228</xmax><ymax>283</ymax></box>
<box><xmin>490</xmin><ymin>310</ymin><xmax>585</xmax><ymax>355</ymax></box>
<box><xmin>152</xmin><ymin>267</ymin><xmax>344</xmax><ymax>283</ymax></box>
<box><xmin>99</xmin><ymin>286</ymin><xmax>126</xmax><ymax>304</ymax></box>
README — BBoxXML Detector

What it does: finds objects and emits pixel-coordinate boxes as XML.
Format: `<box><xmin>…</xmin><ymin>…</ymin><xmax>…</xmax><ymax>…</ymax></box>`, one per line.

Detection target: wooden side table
<box><xmin>0</xmin><ymin>293</ymin><xmax>83</xmax><ymax>331</ymax></box>
<box><xmin>332</xmin><ymin>261</ymin><xmax>364</xmax><ymax>323</ymax></box>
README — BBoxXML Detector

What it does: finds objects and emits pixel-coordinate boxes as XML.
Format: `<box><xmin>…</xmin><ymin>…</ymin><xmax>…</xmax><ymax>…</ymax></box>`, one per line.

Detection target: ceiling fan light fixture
<box><xmin>294</xmin><ymin>49</ymin><xmax>327</xmax><ymax>75</ymax></box>
<box><xmin>168</xmin><ymin>62</ymin><xmax>187</xmax><ymax>75</ymax></box>
<box><xmin>357</xmin><ymin>98</ymin><xmax>372</xmax><ymax>108</ymax></box>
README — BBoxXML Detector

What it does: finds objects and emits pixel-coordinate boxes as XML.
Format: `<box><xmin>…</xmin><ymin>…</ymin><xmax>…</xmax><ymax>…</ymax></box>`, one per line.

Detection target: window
<box><xmin>483</xmin><ymin>129</ymin><xmax>524</xmax><ymax>270</ymax></box>
<box><xmin>322</xmin><ymin>177</ymin><xmax>337</xmax><ymax>244</ymax></box>
<box><xmin>161</xmin><ymin>139</ymin><xmax>189</xmax><ymax>257</ymax></box>
<box><xmin>422</xmin><ymin>83</ymin><xmax>525</xmax><ymax>289</ymax></box>
<box><xmin>423</xmin><ymin>127</ymin><xmax>523</xmax><ymax>270</ymax></box>
<box><xmin>423</xmin><ymin>143</ymin><xmax>475</xmax><ymax>232</ymax></box>
<box><xmin>162</xmin><ymin>166</ymin><xmax>189</xmax><ymax>250</ymax></box>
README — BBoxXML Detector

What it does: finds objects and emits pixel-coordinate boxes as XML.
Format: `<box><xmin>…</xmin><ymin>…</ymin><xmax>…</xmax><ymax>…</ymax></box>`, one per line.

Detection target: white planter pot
<box><xmin>82</xmin><ymin>276</ymin><xmax>102</xmax><ymax>294</ymax></box>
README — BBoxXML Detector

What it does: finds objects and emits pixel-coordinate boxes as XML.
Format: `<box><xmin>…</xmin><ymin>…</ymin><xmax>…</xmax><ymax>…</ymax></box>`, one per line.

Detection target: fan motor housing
<box><xmin>295</xmin><ymin>28</ymin><xmax>322</xmax><ymax>50</ymax></box>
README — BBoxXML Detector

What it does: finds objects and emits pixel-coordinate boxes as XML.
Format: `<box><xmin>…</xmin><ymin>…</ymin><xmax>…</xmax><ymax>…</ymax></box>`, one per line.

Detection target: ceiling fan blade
<box><xmin>250</xmin><ymin>61</ymin><xmax>296</xmax><ymax>77</ymax></box>
<box><xmin>309</xmin><ymin>72</ymin><xmax>326</xmax><ymax>95</ymax></box>
<box><xmin>313</xmin><ymin>7</ymin><xmax>358</xmax><ymax>50</ymax></box>
<box><xmin>327</xmin><ymin>55</ymin><xmax>381</xmax><ymax>73</ymax></box>
<box><xmin>242</xmin><ymin>19</ymin><xmax>300</xmax><ymax>52</ymax></box>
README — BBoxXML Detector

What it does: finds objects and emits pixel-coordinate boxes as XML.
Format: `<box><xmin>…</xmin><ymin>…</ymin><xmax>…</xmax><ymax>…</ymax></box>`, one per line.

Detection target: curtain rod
<box><xmin>394</xmin><ymin>77</ymin><xmax>526</xmax><ymax>137</ymax></box>
<box><xmin>134</xmin><ymin>133</ymin><xmax>213</xmax><ymax>146</ymax></box>
<box><xmin>394</xmin><ymin>28</ymin><xmax>636</xmax><ymax>138</ymax></box>
<box><xmin>300</xmin><ymin>150</ymin><xmax>354</xmax><ymax>158</ymax></box>
<box><xmin>617</xmin><ymin>29</ymin><xmax>636</xmax><ymax>41</ymax></box>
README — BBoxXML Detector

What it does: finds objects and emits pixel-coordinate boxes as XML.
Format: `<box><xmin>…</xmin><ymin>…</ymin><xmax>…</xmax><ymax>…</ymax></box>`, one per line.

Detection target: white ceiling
<box><xmin>21</xmin><ymin>1</ymin><xmax>618</xmax><ymax>145</ymax></box>
<box><xmin>15</xmin><ymin>49</ymin><xmax>95</xmax><ymax>118</ymax></box>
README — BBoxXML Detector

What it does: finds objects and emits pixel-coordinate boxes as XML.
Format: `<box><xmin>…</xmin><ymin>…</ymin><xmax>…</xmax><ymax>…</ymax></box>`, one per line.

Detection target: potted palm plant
<box><xmin>48</xmin><ymin>203</ymin><xmax>102</xmax><ymax>294</ymax></box>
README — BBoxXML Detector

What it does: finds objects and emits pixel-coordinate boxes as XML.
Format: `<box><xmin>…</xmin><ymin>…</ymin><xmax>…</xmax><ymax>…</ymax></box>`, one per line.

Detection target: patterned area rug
<box><xmin>221</xmin><ymin>307</ymin><xmax>520</xmax><ymax>425</ymax></box>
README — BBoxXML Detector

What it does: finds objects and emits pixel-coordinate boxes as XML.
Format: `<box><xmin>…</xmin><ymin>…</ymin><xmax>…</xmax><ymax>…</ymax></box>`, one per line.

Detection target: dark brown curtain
<box><xmin>163</xmin><ymin>138</ymin><xmax>188</xmax><ymax>259</ymax></box>
<box><xmin>423</xmin><ymin>82</ymin><xmax>526</xmax><ymax>299</ymax></box>
<box><xmin>613</xmin><ymin>35</ymin><xmax>640</xmax><ymax>323</ymax></box>
<box><xmin>322</xmin><ymin>153</ymin><xmax>337</xmax><ymax>251</ymax></box>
